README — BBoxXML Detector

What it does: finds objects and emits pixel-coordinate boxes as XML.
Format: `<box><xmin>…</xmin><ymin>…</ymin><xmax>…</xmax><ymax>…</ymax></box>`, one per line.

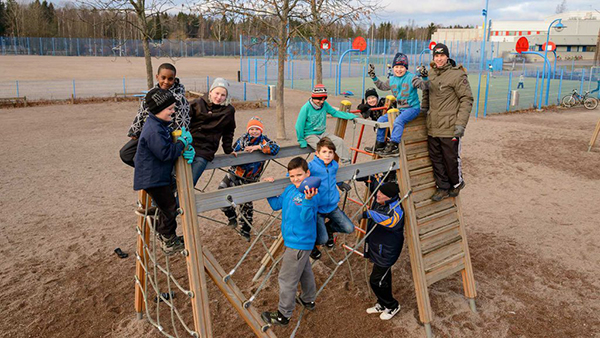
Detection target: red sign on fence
<box><xmin>429</xmin><ymin>41</ymin><xmax>437</xmax><ymax>50</ymax></box>
<box><xmin>352</xmin><ymin>37</ymin><xmax>367</xmax><ymax>52</ymax></box>
<box><xmin>515</xmin><ymin>37</ymin><xmax>529</xmax><ymax>53</ymax></box>
<box><xmin>542</xmin><ymin>41</ymin><xmax>556</xmax><ymax>52</ymax></box>
<box><xmin>320</xmin><ymin>39</ymin><xmax>331</xmax><ymax>50</ymax></box>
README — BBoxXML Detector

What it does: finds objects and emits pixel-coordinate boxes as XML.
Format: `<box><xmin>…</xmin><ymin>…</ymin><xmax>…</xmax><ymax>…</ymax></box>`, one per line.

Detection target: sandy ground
<box><xmin>1</xmin><ymin>79</ymin><xmax>600</xmax><ymax>338</ymax></box>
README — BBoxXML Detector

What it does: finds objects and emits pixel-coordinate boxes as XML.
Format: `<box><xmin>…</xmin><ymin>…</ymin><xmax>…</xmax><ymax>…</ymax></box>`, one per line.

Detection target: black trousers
<box><xmin>145</xmin><ymin>185</ymin><xmax>178</xmax><ymax>237</ymax></box>
<box><xmin>427</xmin><ymin>136</ymin><xmax>463</xmax><ymax>190</ymax></box>
<box><xmin>120</xmin><ymin>138</ymin><xmax>138</xmax><ymax>168</ymax></box>
<box><xmin>370</xmin><ymin>264</ymin><xmax>398</xmax><ymax>310</ymax></box>
<box><xmin>218</xmin><ymin>173</ymin><xmax>254</xmax><ymax>233</ymax></box>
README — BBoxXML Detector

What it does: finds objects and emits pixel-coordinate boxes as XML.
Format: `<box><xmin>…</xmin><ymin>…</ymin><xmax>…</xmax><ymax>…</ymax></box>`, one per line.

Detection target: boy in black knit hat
<box><xmin>134</xmin><ymin>88</ymin><xmax>196</xmax><ymax>254</ymax></box>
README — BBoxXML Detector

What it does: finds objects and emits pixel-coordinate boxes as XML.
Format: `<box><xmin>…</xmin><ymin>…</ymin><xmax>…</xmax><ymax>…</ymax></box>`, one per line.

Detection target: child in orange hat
<box><xmin>217</xmin><ymin>116</ymin><xmax>280</xmax><ymax>241</ymax></box>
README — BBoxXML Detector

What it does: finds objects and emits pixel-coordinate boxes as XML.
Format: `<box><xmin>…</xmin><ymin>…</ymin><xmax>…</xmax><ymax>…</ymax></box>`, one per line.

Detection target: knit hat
<box><xmin>365</xmin><ymin>87</ymin><xmax>379</xmax><ymax>100</ymax></box>
<box><xmin>247</xmin><ymin>116</ymin><xmax>264</xmax><ymax>132</ymax></box>
<box><xmin>432</xmin><ymin>43</ymin><xmax>450</xmax><ymax>57</ymax></box>
<box><xmin>210</xmin><ymin>77</ymin><xmax>230</xmax><ymax>95</ymax></box>
<box><xmin>312</xmin><ymin>84</ymin><xmax>328</xmax><ymax>99</ymax></box>
<box><xmin>392</xmin><ymin>53</ymin><xmax>409</xmax><ymax>69</ymax></box>
<box><xmin>145</xmin><ymin>88</ymin><xmax>176</xmax><ymax>115</ymax></box>
<box><xmin>378</xmin><ymin>182</ymin><xmax>400</xmax><ymax>198</ymax></box>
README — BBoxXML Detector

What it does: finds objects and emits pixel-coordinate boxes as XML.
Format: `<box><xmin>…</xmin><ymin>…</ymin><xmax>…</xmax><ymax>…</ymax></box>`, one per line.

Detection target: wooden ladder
<box><xmin>389</xmin><ymin>110</ymin><xmax>477</xmax><ymax>338</ymax></box>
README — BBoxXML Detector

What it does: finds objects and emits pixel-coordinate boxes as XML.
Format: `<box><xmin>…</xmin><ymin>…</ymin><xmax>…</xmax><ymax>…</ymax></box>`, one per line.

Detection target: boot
<box><xmin>379</xmin><ymin>142</ymin><xmax>399</xmax><ymax>156</ymax></box>
<box><xmin>158</xmin><ymin>234</ymin><xmax>185</xmax><ymax>255</ymax></box>
<box><xmin>448</xmin><ymin>181</ymin><xmax>465</xmax><ymax>197</ymax></box>
<box><xmin>365</xmin><ymin>141</ymin><xmax>386</xmax><ymax>153</ymax></box>
<box><xmin>431</xmin><ymin>188</ymin><xmax>449</xmax><ymax>202</ymax></box>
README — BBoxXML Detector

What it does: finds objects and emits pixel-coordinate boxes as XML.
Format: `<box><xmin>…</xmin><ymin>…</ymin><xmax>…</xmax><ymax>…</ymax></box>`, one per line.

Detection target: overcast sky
<box><xmin>377</xmin><ymin>0</ymin><xmax>599</xmax><ymax>27</ymax></box>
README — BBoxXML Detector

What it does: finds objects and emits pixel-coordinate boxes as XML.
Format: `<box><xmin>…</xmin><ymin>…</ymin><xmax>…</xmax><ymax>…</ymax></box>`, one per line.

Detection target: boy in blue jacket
<box><xmin>308</xmin><ymin>137</ymin><xmax>354</xmax><ymax>260</ymax></box>
<box><xmin>134</xmin><ymin>88</ymin><xmax>195</xmax><ymax>254</ymax></box>
<box><xmin>368</xmin><ymin>53</ymin><xmax>426</xmax><ymax>156</ymax></box>
<box><xmin>218</xmin><ymin>116</ymin><xmax>280</xmax><ymax>241</ymax></box>
<box><xmin>361</xmin><ymin>181</ymin><xmax>405</xmax><ymax>321</ymax></box>
<box><xmin>295</xmin><ymin>84</ymin><xmax>357</xmax><ymax>165</ymax></box>
<box><xmin>261</xmin><ymin>157</ymin><xmax>319</xmax><ymax>327</ymax></box>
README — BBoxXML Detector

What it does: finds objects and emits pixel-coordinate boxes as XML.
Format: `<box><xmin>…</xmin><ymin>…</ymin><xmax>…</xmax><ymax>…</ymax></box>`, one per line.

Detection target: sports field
<box><xmin>1</xmin><ymin>55</ymin><xmax>600</xmax><ymax>337</ymax></box>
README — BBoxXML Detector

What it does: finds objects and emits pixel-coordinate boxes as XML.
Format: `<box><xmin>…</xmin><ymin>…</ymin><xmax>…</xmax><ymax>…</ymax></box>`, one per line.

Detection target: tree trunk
<box><xmin>594</xmin><ymin>28</ymin><xmax>600</xmax><ymax>67</ymax></box>
<box><xmin>276</xmin><ymin>17</ymin><xmax>287</xmax><ymax>140</ymax></box>
<box><xmin>142</xmin><ymin>36</ymin><xmax>153</xmax><ymax>89</ymax></box>
<box><xmin>315</xmin><ymin>41</ymin><xmax>323</xmax><ymax>84</ymax></box>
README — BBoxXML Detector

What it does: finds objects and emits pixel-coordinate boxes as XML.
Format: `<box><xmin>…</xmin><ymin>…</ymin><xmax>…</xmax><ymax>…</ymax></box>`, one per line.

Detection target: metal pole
<box><xmin>239</xmin><ymin>34</ymin><xmax>243</xmax><ymax>82</ymax></box>
<box><xmin>506</xmin><ymin>72</ymin><xmax>513</xmax><ymax>112</ymax></box>
<box><xmin>362</xmin><ymin>64</ymin><xmax>366</xmax><ymax>99</ymax></box>
<box><xmin>484</xmin><ymin>67</ymin><xmax>490</xmax><ymax>116</ymax></box>
<box><xmin>580</xmin><ymin>68</ymin><xmax>585</xmax><ymax>94</ymax></box>
<box><xmin>72</xmin><ymin>80</ymin><xmax>76</xmax><ymax>99</ymax></box>
<box><xmin>476</xmin><ymin>0</ymin><xmax>489</xmax><ymax>119</ymax></box>
<box><xmin>123</xmin><ymin>77</ymin><xmax>127</xmax><ymax>95</ymax></box>
<box><xmin>243</xmin><ymin>82</ymin><xmax>247</xmax><ymax>101</ymax></box>
<box><xmin>557</xmin><ymin>68</ymin><xmax>564</xmax><ymax>105</ymax></box>
<box><xmin>534</xmin><ymin>69</ymin><xmax>540</xmax><ymax>108</ymax></box>
<box><xmin>540</xmin><ymin>19</ymin><xmax>561</xmax><ymax>109</ymax></box>
<box><xmin>16</xmin><ymin>81</ymin><xmax>19</xmax><ymax>98</ymax></box>
<box><xmin>267</xmin><ymin>85</ymin><xmax>270</xmax><ymax>108</ymax></box>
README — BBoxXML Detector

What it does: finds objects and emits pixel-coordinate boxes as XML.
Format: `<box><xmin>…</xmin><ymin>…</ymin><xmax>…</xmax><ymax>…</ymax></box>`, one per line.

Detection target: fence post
<box><xmin>52</xmin><ymin>37</ymin><xmax>55</xmax><ymax>56</ymax></box>
<box><xmin>557</xmin><ymin>68</ymin><xmax>564</xmax><ymax>105</ymax></box>
<box><xmin>580</xmin><ymin>68</ymin><xmax>585</xmax><ymax>94</ymax></box>
<box><xmin>534</xmin><ymin>69</ymin><xmax>540</xmax><ymax>108</ymax></box>
<box><xmin>123</xmin><ymin>77</ymin><xmax>127</xmax><ymax>95</ymax></box>
<box><xmin>27</xmin><ymin>37</ymin><xmax>31</xmax><ymax>55</ymax></box>
<box><xmin>1</xmin><ymin>37</ymin><xmax>4</xmax><ymax>55</ymax></box>
<box><xmin>506</xmin><ymin>72</ymin><xmax>513</xmax><ymax>112</ymax></box>
<box><xmin>291</xmin><ymin>57</ymin><xmax>295</xmax><ymax>89</ymax></box>
<box><xmin>484</xmin><ymin>68</ymin><xmax>490</xmax><ymax>117</ymax></box>
<box><xmin>77</xmin><ymin>38</ymin><xmax>80</xmax><ymax>56</ymax></box>
<box><xmin>16</xmin><ymin>81</ymin><xmax>19</xmax><ymax>98</ymax></box>
<box><xmin>267</xmin><ymin>85</ymin><xmax>270</xmax><ymax>108</ymax></box>
<box><xmin>243</xmin><ymin>82</ymin><xmax>247</xmax><ymax>101</ymax></box>
<box><xmin>72</xmin><ymin>80</ymin><xmax>76</xmax><ymax>99</ymax></box>
<box><xmin>254</xmin><ymin>57</ymin><xmax>258</xmax><ymax>84</ymax></box>
<box><xmin>206</xmin><ymin>76</ymin><xmax>210</xmax><ymax>92</ymax></box>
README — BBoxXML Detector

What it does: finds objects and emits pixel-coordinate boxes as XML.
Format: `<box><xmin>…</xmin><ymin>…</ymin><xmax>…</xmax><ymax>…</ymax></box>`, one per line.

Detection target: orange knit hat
<box><xmin>247</xmin><ymin>116</ymin><xmax>264</xmax><ymax>132</ymax></box>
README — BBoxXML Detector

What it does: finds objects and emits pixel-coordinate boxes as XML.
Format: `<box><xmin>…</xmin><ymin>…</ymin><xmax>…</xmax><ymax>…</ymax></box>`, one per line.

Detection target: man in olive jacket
<box><xmin>421</xmin><ymin>43</ymin><xmax>473</xmax><ymax>201</ymax></box>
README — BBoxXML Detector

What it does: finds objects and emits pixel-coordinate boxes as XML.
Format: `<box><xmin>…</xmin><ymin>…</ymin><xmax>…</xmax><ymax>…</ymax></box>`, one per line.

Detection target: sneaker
<box><xmin>379</xmin><ymin>142</ymin><xmax>399</xmax><ymax>156</ymax></box>
<box><xmin>227</xmin><ymin>218</ymin><xmax>238</xmax><ymax>229</ymax></box>
<box><xmin>239</xmin><ymin>229</ymin><xmax>251</xmax><ymax>242</ymax></box>
<box><xmin>380</xmin><ymin>305</ymin><xmax>400</xmax><ymax>320</ymax></box>
<box><xmin>310</xmin><ymin>246</ymin><xmax>322</xmax><ymax>260</ymax></box>
<box><xmin>365</xmin><ymin>142</ymin><xmax>386</xmax><ymax>153</ymax></box>
<box><xmin>366</xmin><ymin>303</ymin><xmax>385</xmax><ymax>314</ymax></box>
<box><xmin>296</xmin><ymin>296</ymin><xmax>316</xmax><ymax>311</ymax></box>
<box><xmin>159</xmin><ymin>234</ymin><xmax>185</xmax><ymax>255</ymax></box>
<box><xmin>431</xmin><ymin>188</ymin><xmax>449</xmax><ymax>202</ymax></box>
<box><xmin>448</xmin><ymin>181</ymin><xmax>466</xmax><ymax>197</ymax></box>
<box><xmin>261</xmin><ymin>311</ymin><xmax>289</xmax><ymax>326</ymax></box>
<box><xmin>325</xmin><ymin>236</ymin><xmax>335</xmax><ymax>249</ymax></box>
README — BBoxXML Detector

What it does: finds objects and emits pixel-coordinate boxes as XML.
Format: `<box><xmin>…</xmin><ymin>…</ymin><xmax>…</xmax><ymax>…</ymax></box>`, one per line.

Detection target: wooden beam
<box><xmin>134</xmin><ymin>190</ymin><xmax>150</xmax><ymax>320</ymax></box>
<box><xmin>588</xmin><ymin>117</ymin><xmax>600</xmax><ymax>152</ymax></box>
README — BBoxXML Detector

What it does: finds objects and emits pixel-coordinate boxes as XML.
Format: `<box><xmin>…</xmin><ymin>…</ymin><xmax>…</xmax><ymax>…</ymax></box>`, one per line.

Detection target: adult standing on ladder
<box><xmin>421</xmin><ymin>43</ymin><xmax>473</xmax><ymax>201</ymax></box>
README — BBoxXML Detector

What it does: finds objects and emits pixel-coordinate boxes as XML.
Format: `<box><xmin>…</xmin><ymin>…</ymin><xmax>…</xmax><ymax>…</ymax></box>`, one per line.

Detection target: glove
<box><xmin>338</xmin><ymin>182</ymin><xmax>352</xmax><ymax>192</ymax></box>
<box><xmin>360</xmin><ymin>211</ymin><xmax>368</xmax><ymax>220</ymax></box>
<box><xmin>367</xmin><ymin>63</ymin><xmax>376</xmax><ymax>79</ymax></box>
<box><xmin>454</xmin><ymin>125</ymin><xmax>465</xmax><ymax>138</ymax></box>
<box><xmin>358</xmin><ymin>102</ymin><xmax>370</xmax><ymax>119</ymax></box>
<box><xmin>182</xmin><ymin>146</ymin><xmax>195</xmax><ymax>164</ymax></box>
<box><xmin>416</xmin><ymin>65</ymin><xmax>428</xmax><ymax>78</ymax></box>
<box><xmin>411</xmin><ymin>76</ymin><xmax>429</xmax><ymax>91</ymax></box>
<box><xmin>177</xmin><ymin>126</ymin><xmax>193</xmax><ymax>148</ymax></box>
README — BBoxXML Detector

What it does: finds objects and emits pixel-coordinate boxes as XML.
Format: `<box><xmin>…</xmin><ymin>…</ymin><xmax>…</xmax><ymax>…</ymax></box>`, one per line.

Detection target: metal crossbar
<box><xmin>195</xmin><ymin>158</ymin><xmax>399</xmax><ymax>213</ymax></box>
<box><xmin>205</xmin><ymin>145</ymin><xmax>313</xmax><ymax>170</ymax></box>
<box><xmin>353</xmin><ymin>117</ymin><xmax>390</xmax><ymax>129</ymax></box>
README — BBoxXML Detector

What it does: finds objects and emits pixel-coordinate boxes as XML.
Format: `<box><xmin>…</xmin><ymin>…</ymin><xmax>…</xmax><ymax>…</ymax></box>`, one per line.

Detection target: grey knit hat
<box><xmin>209</xmin><ymin>77</ymin><xmax>230</xmax><ymax>105</ymax></box>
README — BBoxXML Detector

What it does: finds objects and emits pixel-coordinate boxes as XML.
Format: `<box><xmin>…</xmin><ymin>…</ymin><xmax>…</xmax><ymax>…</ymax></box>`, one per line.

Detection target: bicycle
<box><xmin>561</xmin><ymin>89</ymin><xmax>599</xmax><ymax>110</ymax></box>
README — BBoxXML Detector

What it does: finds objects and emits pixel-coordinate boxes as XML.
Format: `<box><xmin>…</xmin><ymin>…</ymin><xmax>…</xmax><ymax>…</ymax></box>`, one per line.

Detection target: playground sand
<box><xmin>0</xmin><ymin>90</ymin><xmax>599</xmax><ymax>337</ymax></box>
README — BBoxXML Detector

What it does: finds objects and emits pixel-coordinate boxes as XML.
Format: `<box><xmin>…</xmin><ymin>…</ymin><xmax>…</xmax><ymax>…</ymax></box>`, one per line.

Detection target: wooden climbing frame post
<box><xmin>134</xmin><ymin>190</ymin><xmax>151</xmax><ymax>320</ymax></box>
<box><xmin>588</xmin><ymin>117</ymin><xmax>600</xmax><ymax>152</ymax></box>
<box><xmin>172</xmin><ymin>131</ymin><xmax>213</xmax><ymax>338</ymax></box>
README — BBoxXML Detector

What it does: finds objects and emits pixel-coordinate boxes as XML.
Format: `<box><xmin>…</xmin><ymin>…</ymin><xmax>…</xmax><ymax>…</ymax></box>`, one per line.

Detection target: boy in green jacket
<box><xmin>295</xmin><ymin>84</ymin><xmax>357</xmax><ymax>165</ymax></box>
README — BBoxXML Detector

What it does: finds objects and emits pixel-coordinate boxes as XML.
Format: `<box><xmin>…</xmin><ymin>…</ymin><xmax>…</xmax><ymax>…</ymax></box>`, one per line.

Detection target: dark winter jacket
<box><xmin>133</xmin><ymin>114</ymin><xmax>184</xmax><ymax>191</ymax></box>
<box><xmin>357</xmin><ymin>97</ymin><xmax>387</xmax><ymax>121</ymax></box>
<box><xmin>421</xmin><ymin>60</ymin><xmax>473</xmax><ymax>137</ymax></box>
<box><xmin>127</xmin><ymin>78</ymin><xmax>190</xmax><ymax>138</ymax></box>
<box><xmin>188</xmin><ymin>97</ymin><xmax>236</xmax><ymax>161</ymax></box>
<box><xmin>229</xmin><ymin>133</ymin><xmax>280</xmax><ymax>181</ymax></box>
<box><xmin>363</xmin><ymin>180</ymin><xmax>405</xmax><ymax>268</ymax></box>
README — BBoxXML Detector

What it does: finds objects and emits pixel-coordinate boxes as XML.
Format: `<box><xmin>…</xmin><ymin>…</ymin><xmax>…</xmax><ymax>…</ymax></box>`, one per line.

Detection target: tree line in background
<box><xmin>0</xmin><ymin>0</ymin><xmax>440</xmax><ymax>42</ymax></box>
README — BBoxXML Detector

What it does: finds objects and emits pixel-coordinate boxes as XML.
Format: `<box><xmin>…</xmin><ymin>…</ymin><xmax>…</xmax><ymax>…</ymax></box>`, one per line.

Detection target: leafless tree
<box><xmin>199</xmin><ymin>0</ymin><xmax>309</xmax><ymax>139</ymax></box>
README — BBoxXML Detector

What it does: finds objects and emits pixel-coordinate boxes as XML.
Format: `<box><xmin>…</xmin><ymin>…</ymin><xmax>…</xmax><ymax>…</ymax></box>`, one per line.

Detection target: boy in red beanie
<box><xmin>218</xmin><ymin>116</ymin><xmax>280</xmax><ymax>241</ymax></box>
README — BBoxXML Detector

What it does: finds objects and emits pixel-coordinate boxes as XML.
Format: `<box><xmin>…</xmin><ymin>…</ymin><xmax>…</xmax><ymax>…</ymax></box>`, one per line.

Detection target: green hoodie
<box><xmin>295</xmin><ymin>100</ymin><xmax>356</xmax><ymax>147</ymax></box>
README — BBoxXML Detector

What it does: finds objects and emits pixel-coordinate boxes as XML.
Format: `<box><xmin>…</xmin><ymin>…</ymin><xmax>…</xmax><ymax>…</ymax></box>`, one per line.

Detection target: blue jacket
<box><xmin>308</xmin><ymin>156</ymin><xmax>340</xmax><ymax>214</ymax></box>
<box><xmin>363</xmin><ymin>181</ymin><xmax>405</xmax><ymax>267</ymax></box>
<box><xmin>133</xmin><ymin>114</ymin><xmax>184</xmax><ymax>190</ymax></box>
<box><xmin>268</xmin><ymin>185</ymin><xmax>319</xmax><ymax>251</ymax></box>
<box><xmin>374</xmin><ymin>72</ymin><xmax>420</xmax><ymax>110</ymax></box>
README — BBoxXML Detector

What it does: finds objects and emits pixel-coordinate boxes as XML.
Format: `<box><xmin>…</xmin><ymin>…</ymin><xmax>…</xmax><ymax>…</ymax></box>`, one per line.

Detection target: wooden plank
<box><xmin>403</xmin><ymin>129</ymin><xmax>428</xmax><ymax>144</ymax></box>
<box><xmin>588</xmin><ymin>117</ymin><xmax>600</xmax><ymax>152</ymax></box>
<box><xmin>174</xmin><ymin>133</ymin><xmax>213</xmax><ymax>337</ymax></box>
<box><xmin>409</xmin><ymin>168</ymin><xmax>435</xmax><ymax>187</ymax></box>
<box><xmin>405</xmin><ymin>141</ymin><xmax>428</xmax><ymax>156</ymax></box>
<box><xmin>415</xmin><ymin>198</ymin><xmax>455</xmax><ymax>219</ymax></box>
<box><xmin>423</xmin><ymin>241</ymin><xmax>464</xmax><ymax>271</ymax></box>
<box><xmin>203</xmin><ymin>248</ymin><xmax>276</xmax><ymax>338</ymax></box>
<box><xmin>196</xmin><ymin>157</ymin><xmax>400</xmax><ymax>213</ymax></box>
<box><xmin>253</xmin><ymin>234</ymin><xmax>285</xmax><ymax>282</ymax></box>
<box><xmin>206</xmin><ymin>145</ymin><xmax>312</xmax><ymax>170</ymax></box>
<box><xmin>455</xmin><ymin>197</ymin><xmax>477</xmax><ymax>299</ymax></box>
<box><xmin>417</xmin><ymin>208</ymin><xmax>459</xmax><ymax>235</ymax></box>
<box><xmin>411</xmin><ymin>183</ymin><xmax>437</xmax><ymax>204</ymax></box>
<box><xmin>406</xmin><ymin>151</ymin><xmax>429</xmax><ymax>161</ymax></box>
<box><xmin>407</xmin><ymin>156</ymin><xmax>432</xmax><ymax>171</ymax></box>
<box><xmin>426</xmin><ymin>256</ymin><xmax>465</xmax><ymax>286</ymax></box>
<box><xmin>134</xmin><ymin>190</ymin><xmax>150</xmax><ymax>318</ymax></box>
<box><xmin>420</xmin><ymin>221</ymin><xmax>461</xmax><ymax>254</ymax></box>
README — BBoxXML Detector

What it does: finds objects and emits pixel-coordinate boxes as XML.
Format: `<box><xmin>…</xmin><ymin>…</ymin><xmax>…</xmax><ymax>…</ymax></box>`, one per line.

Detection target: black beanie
<box><xmin>379</xmin><ymin>182</ymin><xmax>400</xmax><ymax>198</ymax></box>
<box><xmin>365</xmin><ymin>87</ymin><xmax>378</xmax><ymax>100</ymax></box>
<box><xmin>145</xmin><ymin>88</ymin><xmax>176</xmax><ymax>115</ymax></box>
<box><xmin>432</xmin><ymin>43</ymin><xmax>450</xmax><ymax>57</ymax></box>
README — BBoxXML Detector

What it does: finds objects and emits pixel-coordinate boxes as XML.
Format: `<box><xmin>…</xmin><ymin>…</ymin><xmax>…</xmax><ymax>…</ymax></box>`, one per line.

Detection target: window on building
<box><xmin>566</xmin><ymin>46</ymin><xmax>571</xmax><ymax>52</ymax></box>
<box><xmin>527</xmin><ymin>31</ymin><xmax>531</xmax><ymax>35</ymax></box>
<box><xmin>582</xmin><ymin>46</ymin><xmax>586</xmax><ymax>52</ymax></box>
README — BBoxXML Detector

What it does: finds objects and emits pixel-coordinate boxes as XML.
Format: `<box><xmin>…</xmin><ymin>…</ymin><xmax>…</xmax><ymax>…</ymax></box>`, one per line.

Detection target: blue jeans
<box><xmin>191</xmin><ymin>156</ymin><xmax>210</xmax><ymax>187</ymax></box>
<box><xmin>376</xmin><ymin>107</ymin><xmax>420</xmax><ymax>143</ymax></box>
<box><xmin>316</xmin><ymin>207</ymin><xmax>355</xmax><ymax>245</ymax></box>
